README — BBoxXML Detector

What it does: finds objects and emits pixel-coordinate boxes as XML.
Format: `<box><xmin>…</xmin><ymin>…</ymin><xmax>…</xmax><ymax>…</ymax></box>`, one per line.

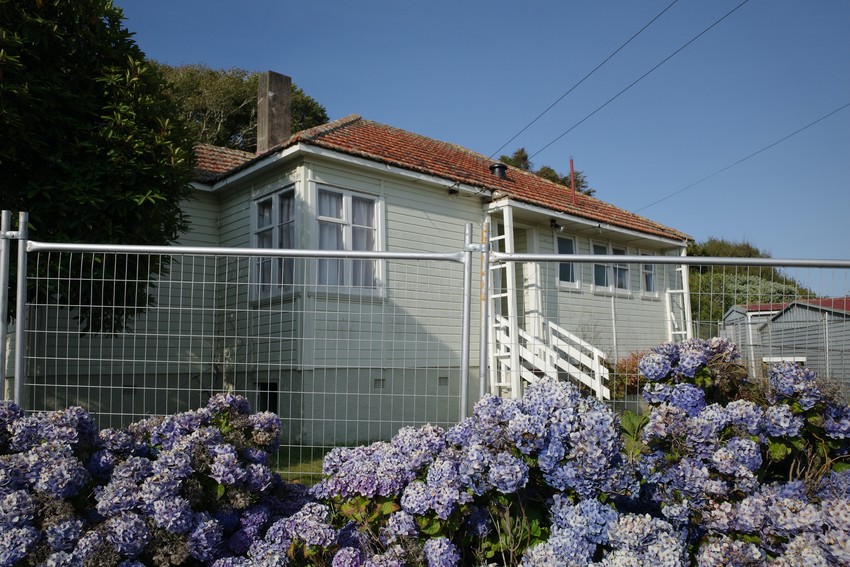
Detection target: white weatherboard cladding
<box><xmin>303</xmin><ymin>161</ymin><xmax>484</xmax><ymax>370</ymax></box>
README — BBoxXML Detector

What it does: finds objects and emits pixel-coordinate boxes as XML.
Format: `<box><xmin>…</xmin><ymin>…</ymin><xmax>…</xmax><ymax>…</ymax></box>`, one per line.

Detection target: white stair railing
<box><xmin>492</xmin><ymin>315</ymin><xmax>611</xmax><ymax>400</ymax></box>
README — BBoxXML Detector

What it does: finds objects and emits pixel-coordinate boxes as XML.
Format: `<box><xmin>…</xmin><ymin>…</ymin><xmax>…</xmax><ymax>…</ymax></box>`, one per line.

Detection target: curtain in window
<box><xmin>280</xmin><ymin>193</ymin><xmax>295</xmax><ymax>285</ymax></box>
<box><xmin>352</xmin><ymin>197</ymin><xmax>376</xmax><ymax>287</ymax></box>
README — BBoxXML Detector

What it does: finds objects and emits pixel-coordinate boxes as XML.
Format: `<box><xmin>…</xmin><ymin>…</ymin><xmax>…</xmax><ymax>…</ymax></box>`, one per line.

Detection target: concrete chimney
<box><xmin>256</xmin><ymin>71</ymin><xmax>292</xmax><ymax>154</ymax></box>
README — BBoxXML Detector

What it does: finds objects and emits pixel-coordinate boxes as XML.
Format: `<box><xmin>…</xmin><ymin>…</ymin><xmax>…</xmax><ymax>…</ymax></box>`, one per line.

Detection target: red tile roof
<box><xmin>193</xmin><ymin>144</ymin><xmax>255</xmax><ymax>182</ymax></box>
<box><xmin>194</xmin><ymin>115</ymin><xmax>690</xmax><ymax>242</ymax></box>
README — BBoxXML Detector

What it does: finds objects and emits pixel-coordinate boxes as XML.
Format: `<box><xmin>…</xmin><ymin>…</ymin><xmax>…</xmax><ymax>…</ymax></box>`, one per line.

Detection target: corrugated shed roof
<box><xmin>194</xmin><ymin>115</ymin><xmax>691</xmax><ymax>242</ymax></box>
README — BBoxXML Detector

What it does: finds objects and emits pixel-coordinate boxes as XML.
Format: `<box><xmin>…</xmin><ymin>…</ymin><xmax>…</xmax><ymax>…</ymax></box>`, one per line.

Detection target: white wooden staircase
<box><xmin>490</xmin><ymin>314</ymin><xmax>611</xmax><ymax>400</ymax></box>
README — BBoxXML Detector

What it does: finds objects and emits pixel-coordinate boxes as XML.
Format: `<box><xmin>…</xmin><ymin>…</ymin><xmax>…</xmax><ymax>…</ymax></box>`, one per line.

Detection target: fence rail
<box><xmin>3</xmin><ymin>211</ymin><xmax>850</xmax><ymax>481</ymax></box>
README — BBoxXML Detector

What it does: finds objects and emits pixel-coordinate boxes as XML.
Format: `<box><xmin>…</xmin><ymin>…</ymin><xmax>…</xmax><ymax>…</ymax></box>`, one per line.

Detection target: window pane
<box><xmin>319</xmin><ymin>221</ymin><xmax>343</xmax><ymax>250</ymax></box>
<box><xmin>352</xmin><ymin>197</ymin><xmax>375</xmax><ymax>227</ymax></box>
<box><xmin>257</xmin><ymin>229</ymin><xmax>273</xmax><ymax>249</ymax></box>
<box><xmin>615</xmin><ymin>266</ymin><xmax>629</xmax><ymax>289</ymax></box>
<box><xmin>557</xmin><ymin>237</ymin><xmax>575</xmax><ymax>283</ymax></box>
<box><xmin>318</xmin><ymin>190</ymin><xmax>343</xmax><ymax>219</ymax></box>
<box><xmin>257</xmin><ymin>200</ymin><xmax>273</xmax><ymax>228</ymax></box>
<box><xmin>594</xmin><ymin>264</ymin><xmax>608</xmax><ymax>286</ymax></box>
<box><xmin>280</xmin><ymin>193</ymin><xmax>294</xmax><ymax>222</ymax></box>
<box><xmin>352</xmin><ymin>226</ymin><xmax>375</xmax><ymax>251</ymax></box>
<box><xmin>353</xmin><ymin>259</ymin><xmax>376</xmax><ymax>288</ymax></box>
<box><xmin>593</xmin><ymin>243</ymin><xmax>608</xmax><ymax>286</ymax></box>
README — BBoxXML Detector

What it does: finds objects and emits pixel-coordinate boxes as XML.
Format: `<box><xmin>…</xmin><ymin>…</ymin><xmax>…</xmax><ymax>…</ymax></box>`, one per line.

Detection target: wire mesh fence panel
<box><xmin>17</xmin><ymin>239</ymin><xmax>850</xmax><ymax>483</ymax></box>
<box><xmin>24</xmin><ymin>248</ymin><xmax>470</xmax><ymax>484</ymax></box>
<box><xmin>489</xmin><ymin>256</ymin><xmax>850</xmax><ymax>415</ymax></box>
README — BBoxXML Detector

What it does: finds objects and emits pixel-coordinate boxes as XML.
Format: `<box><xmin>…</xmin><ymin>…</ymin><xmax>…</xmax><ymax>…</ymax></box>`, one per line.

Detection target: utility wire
<box><xmin>488</xmin><ymin>0</ymin><xmax>681</xmax><ymax>160</ymax></box>
<box><xmin>529</xmin><ymin>0</ymin><xmax>751</xmax><ymax>160</ymax></box>
<box><xmin>634</xmin><ymin>101</ymin><xmax>850</xmax><ymax>213</ymax></box>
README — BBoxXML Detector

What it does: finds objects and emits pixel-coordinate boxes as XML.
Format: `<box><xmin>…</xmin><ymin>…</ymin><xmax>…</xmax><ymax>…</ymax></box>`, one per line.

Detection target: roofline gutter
<box><xmin>486</xmin><ymin>198</ymin><xmax>689</xmax><ymax>248</ymax></box>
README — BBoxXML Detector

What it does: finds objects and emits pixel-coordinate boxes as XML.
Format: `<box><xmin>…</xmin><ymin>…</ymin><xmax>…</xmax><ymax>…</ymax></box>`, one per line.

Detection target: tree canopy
<box><xmin>687</xmin><ymin>237</ymin><xmax>815</xmax><ymax>337</ymax></box>
<box><xmin>499</xmin><ymin>148</ymin><xmax>596</xmax><ymax>196</ymax></box>
<box><xmin>154</xmin><ymin>63</ymin><xmax>329</xmax><ymax>151</ymax></box>
<box><xmin>0</xmin><ymin>0</ymin><xmax>195</xmax><ymax>331</ymax></box>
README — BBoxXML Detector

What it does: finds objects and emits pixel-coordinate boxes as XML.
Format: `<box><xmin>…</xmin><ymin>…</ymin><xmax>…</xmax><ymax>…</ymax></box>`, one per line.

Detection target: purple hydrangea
<box><xmin>0</xmin><ymin>526</ymin><xmax>38</xmax><ymax>566</ymax></box>
<box><xmin>45</xmin><ymin>519</ymin><xmax>83</xmax><ymax>551</ymax></box>
<box><xmin>487</xmin><ymin>451</ymin><xmax>529</xmax><ymax>494</ymax></box>
<box><xmin>763</xmin><ymin>405</ymin><xmax>804</xmax><ymax>437</ymax></box>
<box><xmin>422</xmin><ymin>537</ymin><xmax>460</xmax><ymax>567</ymax></box>
<box><xmin>188</xmin><ymin>514</ymin><xmax>223</xmax><ymax>562</ymax></box>
<box><xmin>106</xmin><ymin>512</ymin><xmax>150</xmax><ymax>557</ymax></box>
<box><xmin>677</xmin><ymin>347</ymin><xmax>708</xmax><ymax>378</ymax></box>
<box><xmin>638</xmin><ymin>352</ymin><xmax>672</xmax><ymax>381</ymax></box>
<box><xmin>670</xmin><ymin>383</ymin><xmax>707</xmax><ymax>416</ymax></box>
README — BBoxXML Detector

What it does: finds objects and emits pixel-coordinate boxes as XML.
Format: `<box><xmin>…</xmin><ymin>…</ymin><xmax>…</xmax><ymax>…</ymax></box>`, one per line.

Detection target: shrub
<box><xmin>0</xmin><ymin>338</ymin><xmax>848</xmax><ymax>565</ymax></box>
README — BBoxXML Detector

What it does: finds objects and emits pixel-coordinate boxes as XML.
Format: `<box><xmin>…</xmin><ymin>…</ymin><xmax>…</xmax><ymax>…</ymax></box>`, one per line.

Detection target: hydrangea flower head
<box><xmin>638</xmin><ymin>352</ymin><xmax>672</xmax><ymax>381</ymax></box>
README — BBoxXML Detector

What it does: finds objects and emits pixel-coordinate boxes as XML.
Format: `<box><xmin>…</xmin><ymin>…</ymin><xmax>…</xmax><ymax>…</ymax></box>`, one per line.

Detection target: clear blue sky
<box><xmin>117</xmin><ymin>0</ymin><xmax>849</xmax><ymax>263</ymax></box>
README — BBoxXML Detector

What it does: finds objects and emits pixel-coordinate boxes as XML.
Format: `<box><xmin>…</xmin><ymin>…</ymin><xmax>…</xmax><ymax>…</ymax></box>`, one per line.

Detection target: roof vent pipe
<box><xmin>489</xmin><ymin>163</ymin><xmax>507</xmax><ymax>179</ymax></box>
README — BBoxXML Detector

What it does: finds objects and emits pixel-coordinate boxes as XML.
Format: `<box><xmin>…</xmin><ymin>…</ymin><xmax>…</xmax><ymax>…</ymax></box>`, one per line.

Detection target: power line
<box><xmin>488</xmin><ymin>0</ymin><xmax>681</xmax><ymax>160</ymax></box>
<box><xmin>634</xmin><ymin>101</ymin><xmax>850</xmax><ymax>213</ymax></box>
<box><xmin>529</xmin><ymin>0</ymin><xmax>751</xmax><ymax>160</ymax></box>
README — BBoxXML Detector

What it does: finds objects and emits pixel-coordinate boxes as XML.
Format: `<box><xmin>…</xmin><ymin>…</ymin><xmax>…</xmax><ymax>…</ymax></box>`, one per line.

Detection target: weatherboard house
<box><xmin>27</xmin><ymin>73</ymin><xmax>692</xmax><ymax>441</ymax></box>
<box><xmin>186</xmin><ymin>73</ymin><xmax>690</xmax><ymax>412</ymax></box>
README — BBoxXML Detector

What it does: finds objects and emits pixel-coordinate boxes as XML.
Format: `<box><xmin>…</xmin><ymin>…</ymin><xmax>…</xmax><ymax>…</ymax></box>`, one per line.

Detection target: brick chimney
<box><xmin>256</xmin><ymin>71</ymin><xmax>292</xmax><ymax>154</ymax></box>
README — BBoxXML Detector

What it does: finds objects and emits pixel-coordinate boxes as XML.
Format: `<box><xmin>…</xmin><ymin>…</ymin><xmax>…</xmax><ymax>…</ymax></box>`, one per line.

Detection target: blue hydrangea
<box><xmin>45</xmin><ymin>519</ymin><xmax>84</xmax><ymax>551</ymax></box>
<box><xmin>549</xmin><ymin>495</ymin><xmax>617</xmax><ymax>545</ymax></box>
<box><xmin>34</xmin><ymin>456</ymin><xmax>89</xmax><ymax>498</ymax></box>
<box><xmin>670</xmin><ymin>383</ymin><xmax>706</xmax><ymax>416</ymax></box>
<box><xmin>380</xmin><ymin>511</ymin><xmax>418</xmax><ymax>545</ymax></box>
<box><xmin>0</xmin><ymin>490</ymin><xmax>34</xmax><ymax>528</ymax></box>
<box><xmin>763</xmin><ymin>405</ymin><xmax>803</xmax><ymax>437</ymax></box>
<box><xmin>487</xmin><ymin>451</ymin><xmax>529</xmax><ymax>494</ymax></box>
<box><xmin>642</xmin><ymin>382</ymin><xmax>672</xmax><ymax>404</ymax></box>
<box><xmin>106</xmin><ymin>512</ymin><xmax>150</xmax><ymax>557</ymax></box>
<box><xmin>188</xmin><ymin>514</ymin><xmax>223</xmax><ymax>562</ymax></box>
<box><xmin>0</xmin><ymin>526</ymin><xmax>38</xmax><ymax>566</ymax></box>
<box><xmin>824</xmin><ymin>404</ymin><xmax>850</xmax><ymax>439</ymax></box>
<box><xmin>768</xmin><ymin>362</ymin><xmax>822</xmax><ymax>409</ymax></box>
<box><xmin>152</xmin><ymin>497</ymin><xmax>194</xmax><ymax>534</ymax></box>
<box><xmin>331</xmin><ymin>547</ymin><xmax>364</xmax><ymax>567</ymax></box>
<box><xmin>638</xmin><ymin>352</ymin><xmax>672</xmax><ymax>381</ymax></box>
<box><xmin>422</xmin><ymin>537</ymin><xmax>460</xmax><ymax>567</ymax></box>
<box><xmin>677</xmin><ymin>347</ymin><xmax>707</xmax><ymax>378</ymax></box>
<box><xmin>726</xmin><ymin>400</ymin><xmax>763</xmax><ymax>435</ymax></box>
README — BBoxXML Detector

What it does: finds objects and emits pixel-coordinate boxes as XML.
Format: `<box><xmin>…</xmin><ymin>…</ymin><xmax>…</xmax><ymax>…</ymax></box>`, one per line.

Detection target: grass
<box><xmin>272</xmin><ymin>445</ymin><xmax>332</xmax><ymax>486</ymax></box>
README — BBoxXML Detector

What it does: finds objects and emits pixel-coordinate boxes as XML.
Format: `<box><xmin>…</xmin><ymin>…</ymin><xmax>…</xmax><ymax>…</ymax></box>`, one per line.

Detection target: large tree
<box><xmin>687</xmin><ymin>238</ymin><xmax>815</xmax><ymax>337</ymax></box>
<box><xmin>0</xmin><ymin>0</ymin><xmax>195</xmax><ymax>332</ymax></box>
<box><xmin>155</xmin><ymin>63</ymin><xmax>329</xmax><ymax>151</ymax></box>
<box><xmin>500</xmin><ymin>148</ymin><xmax>596</xmax><ymax>196</ymax></box>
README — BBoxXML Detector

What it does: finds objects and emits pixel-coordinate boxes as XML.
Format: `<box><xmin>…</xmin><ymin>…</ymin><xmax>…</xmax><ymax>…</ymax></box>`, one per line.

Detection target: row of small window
<box><xmin>252</xmin><ymin>186</ymin><xmax>657</xmax><ymax>295</ymax></box>
<box><xmin>254</xmin><ymin>187</ymin><xmax>379</xmax><ymax>293</ymax></box>
<box><xmin>557</xmin><ymin>236</ymin><xmax>657</xmax><ymax>292</ymax></box>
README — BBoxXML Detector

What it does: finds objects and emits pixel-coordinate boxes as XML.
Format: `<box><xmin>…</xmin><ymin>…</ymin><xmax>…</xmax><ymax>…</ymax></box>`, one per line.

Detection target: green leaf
<box><xmin>378</xmin><ymin>500</ymin><xmax>400</xmax><ymax>516</ymax></box>
<box><xmin>768</xmin><ymin>440</ymin><xmax>792</xmax><ymax>461</ymax></box>
<box><xmin>215</xmin><ymin>483</ymin><xmax>226</xmax><ymax>500</ymax></box>
<box><xmin>417</xmin><ymin>516</ymin><xmax>443</xmax><ymax>536</ymax></box>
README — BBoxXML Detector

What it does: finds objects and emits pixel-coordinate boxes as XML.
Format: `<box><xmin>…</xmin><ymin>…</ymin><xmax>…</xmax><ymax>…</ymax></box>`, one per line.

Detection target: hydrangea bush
<box><xmin>0</xmin><ymin>338</ymin><xmax>848</xmax><ymax>566</ymax></box>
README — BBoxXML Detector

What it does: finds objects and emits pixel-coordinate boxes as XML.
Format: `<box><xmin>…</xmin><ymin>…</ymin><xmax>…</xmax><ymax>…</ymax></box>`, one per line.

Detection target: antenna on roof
<box><xmin>570</xmin><ymin>157</ymin><xmax>576</xmax><ymax>206</ymax></box>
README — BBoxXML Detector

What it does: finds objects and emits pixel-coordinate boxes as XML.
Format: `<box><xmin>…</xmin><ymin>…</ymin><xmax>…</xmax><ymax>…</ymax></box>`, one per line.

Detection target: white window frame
<box><xmin>592</xmin><ymin>241</ymin><xmax>630</xmax><ymax>292</ymax></box>
<box><xmin>555</xmin><ymin>234</ymin><xmax>579</xmax><ymax>288</ymax></box>
<box><xmin>640</xmin><ymin>251</ymin><xmax>658</xmax><ymax>296</ymax></box>
<box><xmin>252</xmin><ymin>186</ymin><xmax>296</xmax><ymax>300</ymax></box>
<box><xmin>612</xmin><ymin>245</ymin><xmax>629</xmax><ymax>291</ymax></box>
<box><xmin>314</xmin><ymin>185</ymin><xmax>384</xmax><ymax>294</ymax></box>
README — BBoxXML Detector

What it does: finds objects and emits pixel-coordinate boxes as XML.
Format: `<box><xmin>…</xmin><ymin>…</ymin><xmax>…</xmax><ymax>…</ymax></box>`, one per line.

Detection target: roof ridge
<box><xmin>293</xmin><ymin>114</ymin><xmax>364</xmax><ymax>143</ymax></box>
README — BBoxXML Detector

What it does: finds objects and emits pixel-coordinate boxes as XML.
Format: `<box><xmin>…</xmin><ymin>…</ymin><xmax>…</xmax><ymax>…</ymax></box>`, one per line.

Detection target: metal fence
<box><xmin>3</xmin><ymin>210</ymin><xmax>850</xmax><ymax>481</ymax></box>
